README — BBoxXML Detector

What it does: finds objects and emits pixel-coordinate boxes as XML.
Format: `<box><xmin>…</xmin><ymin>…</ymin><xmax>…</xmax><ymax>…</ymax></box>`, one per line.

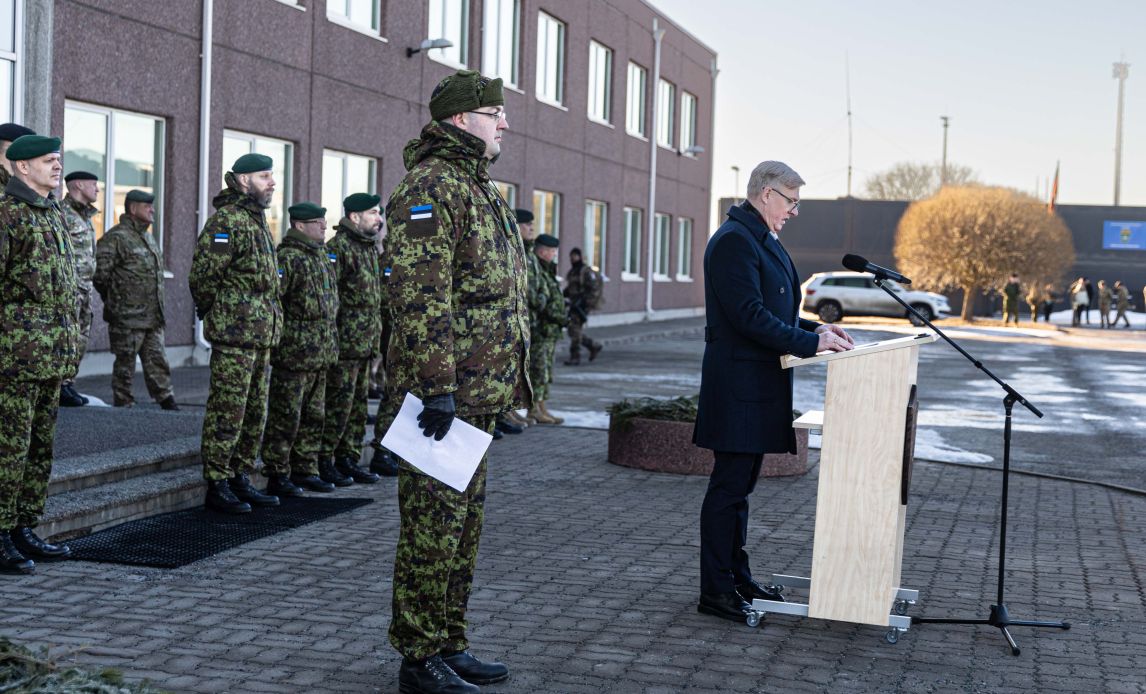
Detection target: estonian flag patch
<box><xmin>212</xmin><ymin>232</ymin><xmax>230</xmax><ymax>244</ymax></box>
<box><xmin>410</xmin><ymin>204</ymin><xmax>433</xmax><ymax>221</ymax></box>
<box><xmin>328</xmin><ymin>253</ymin><xmax>337</xmax><ymax>263</ymax></box>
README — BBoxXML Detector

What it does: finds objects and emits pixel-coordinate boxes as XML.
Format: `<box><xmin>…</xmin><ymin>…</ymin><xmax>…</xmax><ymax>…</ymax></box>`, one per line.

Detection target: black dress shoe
<box><xmin>319</xmin><ymin>458</ymin><xmax>354</xmax><ymax>487</ymax></box>
<box><xmin>10</xmin><ymin>527</ymin><xmax>71</xmax><ymax>560</ymax></box>
<box><xmin>369</xmin><ymin>447</ymin><xmax>400</xmax><ymax>477</ymax></box>
<box><xmin>231</xmin><ymin>474</ymin><xmax>280</xmax><ymax>507</ymax></box>
<box><xmin>291</xmin><ymin>474</ymin><xmax>335</xmax><ymax>493</ymax></box>
<box><xmin>441</xmin><ymin>650</ymin><xmax>509</xmax><ymax>685</ymax></box>
<box><xmin>1</xmin><ymin>534</ymin><xmax>35</xmax><ymax>574</ymax></box>
<box><xmin>398</xmin><ymin>654</ymin><xmax>479</xmax><ymax>694</ymax></box>
<box><xmin>737</xmin><ymin>578</ymin><xmax>785</xmax><ymax>603</ymax></box>
<box><xmin>205</xmin><ymin>479</ymin><xmax>252</xmax><ymax>514</ymax></box>
<box><xmin>697</xmin><ymin>591</ymin><xmax>754</xmax><ymax>622</ymax></box>
<box><xmin>492</xmin><ymin>427</ymin><xmax>503</xmax><ymax>440</ymax></box>
<box><xmin>335</xmin><ymin>456</ymin><xmax>381</xmax><ymax>484</ymax></box>
<box><xmin>265</xmin><ymin>475</ymin><xmax>305</xmax><ymax>498</ymax></box>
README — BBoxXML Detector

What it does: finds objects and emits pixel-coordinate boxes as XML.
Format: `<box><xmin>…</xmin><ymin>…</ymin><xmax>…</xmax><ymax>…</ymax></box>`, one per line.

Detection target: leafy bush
<box><xmin>0</xmin><ymin>638</ymin><xmax>166</xmax><ymax>693</ymax></box>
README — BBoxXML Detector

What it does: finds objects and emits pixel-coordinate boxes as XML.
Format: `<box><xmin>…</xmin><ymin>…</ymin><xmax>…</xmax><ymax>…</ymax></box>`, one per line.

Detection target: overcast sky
<box><xmin>652</xmin><ymin>0</ymin><xmax>1146</xmax><ymax>208</ymax></box>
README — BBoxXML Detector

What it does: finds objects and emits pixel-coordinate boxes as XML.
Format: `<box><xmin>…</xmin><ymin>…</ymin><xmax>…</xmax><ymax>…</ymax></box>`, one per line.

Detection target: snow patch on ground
<box><xmin>913</xmin><ymin>428</ymin><xmax>994</xmax><ymax>464</ymax></box>
<box><xmin>558</xmin><ymin>372</ymin><xmax>702</xmax><ymax>387</ymax></box>
<box><xmin>78</xmin><ymin>393</ymin><xmax>111</xmax><ymax>408</ymax></box>
<box><xmin>549</xmin><ymin>409</ymin><xmax>610</xmax><ymax>429</ymax></box>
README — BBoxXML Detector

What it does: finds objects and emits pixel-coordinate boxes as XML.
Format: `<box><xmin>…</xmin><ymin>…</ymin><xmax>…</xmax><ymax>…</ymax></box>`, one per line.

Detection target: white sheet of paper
<box><xmin>380</xmin><ymin>392</ymin><xmax>493</xmax><ymax>492</ymax></box>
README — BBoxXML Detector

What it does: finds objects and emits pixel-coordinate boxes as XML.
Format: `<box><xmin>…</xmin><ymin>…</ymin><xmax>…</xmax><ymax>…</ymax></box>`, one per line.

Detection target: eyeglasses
<box><xmin>468</xmin><ymin>110</ymin><xmax>507</xmax><ymax>122</ymax></box>
<box><xmin>768</xmin><ymin>187</ymin><xmax>800</xmax><ymax>213</ymax></box>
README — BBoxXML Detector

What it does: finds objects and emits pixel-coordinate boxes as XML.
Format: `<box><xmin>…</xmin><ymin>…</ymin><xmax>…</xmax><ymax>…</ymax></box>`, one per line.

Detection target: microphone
<box><xmin>842</xmin><ymin>254</ymin><xmax>912</xmax><ymax>285</ymax></box>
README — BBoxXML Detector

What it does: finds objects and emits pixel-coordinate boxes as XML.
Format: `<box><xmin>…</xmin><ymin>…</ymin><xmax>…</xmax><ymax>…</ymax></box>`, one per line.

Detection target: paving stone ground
<box><xmin>4</xmin><ymin>425</ymin><xmax>1144</xmax><ymax>693</ymax></box>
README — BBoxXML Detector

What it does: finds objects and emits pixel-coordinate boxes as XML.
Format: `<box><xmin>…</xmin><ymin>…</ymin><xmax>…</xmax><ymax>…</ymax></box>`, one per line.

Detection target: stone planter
<box><xmin>607</xmin><ymin>416</ymin><xmax>809</xmax><ymax>478</ymax></box>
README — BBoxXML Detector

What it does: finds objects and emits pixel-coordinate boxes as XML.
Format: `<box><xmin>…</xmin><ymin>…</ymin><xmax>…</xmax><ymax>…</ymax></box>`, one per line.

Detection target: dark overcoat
<box><xmin>693</xmin><ymin>203</ymin><xmax>820</xmax><ymax>454</ymax></box>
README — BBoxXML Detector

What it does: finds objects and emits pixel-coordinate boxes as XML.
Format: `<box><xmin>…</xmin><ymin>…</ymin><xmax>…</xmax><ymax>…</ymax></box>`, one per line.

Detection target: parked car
<box><xmin>800</xmin><ymin>271</ymin><xmax>951</xmax><ymax>325</ymax></box>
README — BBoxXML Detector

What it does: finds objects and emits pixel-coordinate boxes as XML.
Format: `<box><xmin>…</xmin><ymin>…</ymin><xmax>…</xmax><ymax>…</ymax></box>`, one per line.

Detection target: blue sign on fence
<box><xmin>1103</xmin><ymin>221</ymin><xmax>1146</xmax><ymax>250</ymax></box>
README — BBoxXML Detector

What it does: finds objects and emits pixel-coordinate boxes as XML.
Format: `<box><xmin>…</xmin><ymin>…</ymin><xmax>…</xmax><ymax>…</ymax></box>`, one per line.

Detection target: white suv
<box><xmin>800</xmin><ymin>271</ymin><xmax>951</xmax><ymax>325</ymax></box>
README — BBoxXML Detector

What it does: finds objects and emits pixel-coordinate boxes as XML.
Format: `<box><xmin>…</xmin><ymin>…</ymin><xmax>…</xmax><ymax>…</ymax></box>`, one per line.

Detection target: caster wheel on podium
<box><xmin>746</xmin><ymin>612</ymin><xmax>762</xmax><ymax>628</ymax></box>
<box><xmin>884</xmin><ymin>628</ymin><xmax>901</xmax><ymax>645</ymax></box>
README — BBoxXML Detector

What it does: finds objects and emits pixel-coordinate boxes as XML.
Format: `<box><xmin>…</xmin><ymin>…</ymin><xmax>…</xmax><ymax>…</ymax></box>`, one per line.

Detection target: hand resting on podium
<box><xmin>814</xmin><ymin>323</ymin><xmax>855</xmax><ymax>353</ymax></box>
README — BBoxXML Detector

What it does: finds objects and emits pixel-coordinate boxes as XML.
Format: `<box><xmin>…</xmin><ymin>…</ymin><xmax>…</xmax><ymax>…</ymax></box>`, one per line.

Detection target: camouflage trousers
<box><xmin>1002</xmin><ymin>298</ymin><xmax>1019</xmax><ymax>325</ymax></box>
<box><xmin>62</xmin><ymin>289</ymin><xmax>93</xmax><ymax>387</ymax></box>
<box><xmin>201</xmin><ymin>346</ymin><xmax>270</xmax><ymax>481</ymax></box>
<box><xmin>567</xmin><ymin>314</ymin><xmax>600</xmax><ymax>360</ymax></box>
<box><xmin>389</xmin><ymin>414</ymin><xmax>495</xmax><ymax>660</ymax></box>
<box><xmin>322</xmin><ymin>358</ymin><xmax>369</xmax><ymax>462</ymax></box>
<box><xmin>0</xmin><ymin>379</ymin><xmax>60</xmax><ymax>530</ymax></box>
<box><xmin>528</xmin><ymin>336</ymin><xmax>558</xmax><ymax>401</ymax></box>
<box><xmin>260</xmin><ymin>368</ymin><xmax>326</xmax><ymax>478</ymax></box>
<box><xmin>108</xmin><ymin>325</ymin><xmax>174</xmax><ymax>406</ymax></box>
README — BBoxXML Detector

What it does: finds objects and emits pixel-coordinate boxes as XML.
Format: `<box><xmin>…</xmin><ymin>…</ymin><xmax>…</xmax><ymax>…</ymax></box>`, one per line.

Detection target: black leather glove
<box><xmin>417</xmin><ymin>393</ymin><xmax>456</xmax><ymax>441</ymax></box>
<box><xmin>195</xmin><ymin>303</ymin><xmax>211</xmax><ymax>321</ymax></box>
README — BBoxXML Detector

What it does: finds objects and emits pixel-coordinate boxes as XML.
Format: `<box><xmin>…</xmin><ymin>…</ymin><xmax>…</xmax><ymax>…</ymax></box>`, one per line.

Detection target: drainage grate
<box><xmin>68</xmin><ymin>496</ymin><xmax>374</xmax><ymax>568</ymax></box>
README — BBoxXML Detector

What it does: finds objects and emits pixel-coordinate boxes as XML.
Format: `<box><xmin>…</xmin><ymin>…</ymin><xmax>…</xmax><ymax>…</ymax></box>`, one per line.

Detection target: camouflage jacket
<box><xmin>62</xmin><ymin>194</ymin><xmax>98</xmax><ymax>294</ymax></box>
<box><xmin>273</xmin><ymin>229</ymin><xmax>339</xmax><ymax>371</ymax></box>
<box><xmin>189</xmin><ymin>183</ymin><xmax>282</xmax><ymax>349</ymax></box>
<box><xmin>328</xmin><ymin>220</ymin><xmax>383</xmax><ymax>360</ymax></box>
<box><xmin>527</xmin><ymin>251</ymin><xmax>566</xmax><ymax>341</ymax></box>
<box><xmin>0</xmin><ymin>176</ymin><xmax>80</xmax><ymax>381</ymax></box>
<box><xmin>383</xmin><ymin>120</ymin><xmax>531</xmax><ymax>416</ymax></box>
<box><xmin>93</xmin><ymin>214</ymin><xmax>165</xmax><ymax>329</ymax></box>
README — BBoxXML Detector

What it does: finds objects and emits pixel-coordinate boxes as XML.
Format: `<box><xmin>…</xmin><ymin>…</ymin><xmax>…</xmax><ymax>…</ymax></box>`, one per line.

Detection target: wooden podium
<box><xmin>750</xmin><ymin>333</ymin><xmax>938</xmax><ymax>643</ymax></box>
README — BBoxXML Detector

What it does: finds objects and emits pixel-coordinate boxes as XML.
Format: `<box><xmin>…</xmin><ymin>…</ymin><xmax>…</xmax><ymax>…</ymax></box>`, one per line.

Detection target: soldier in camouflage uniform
<box><xmin>0</xmin><ymin>135</ymin><xmax>78</xmax><ymax>574</ymax></box>
<box><xmin>259</xmin><ymin>202</ymin><xmax>339</xmax><ymax>497</ymax></box>
<box><xmin>93</xmin><ymin>189</ymin><xmax>177</xmax><ymax>410</ymax></box>
<box><xmin>59</xmin><ymin>171</ymin><xmax>100</xmax><ymax>406</ymax></box>
<box><xmin>384</xmin><ymin>70</ymin><xmax>529</xmax><ymax>693</ymax></box>
<box><xmin>320</xmin><ymin>192</ymin><xmax>385</xmax><ymax>486</ymax></box>
<box><xmin>526</xmin><ymin>233</ymin><xmax>565</xmax><ymax>425</ymax></box>
<box><xmin>189</xmin><ymin>153</ymin><xmax>283</xmax><ymax>514</ymax></box>
<box><xmin>563</xmin><ymin>247</ymin><xmax>604</xmax><ymax>365</ymax></box>
<box><xmin>0</xmin><ymin>123</ymin><xmax>35</xmax><ymax>189</ymax></box>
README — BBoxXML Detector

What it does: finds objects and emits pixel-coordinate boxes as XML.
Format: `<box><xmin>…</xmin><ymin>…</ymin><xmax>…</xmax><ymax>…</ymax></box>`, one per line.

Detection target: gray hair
<box><xmin>746</xmin><ymin>161</ymin><xmax>805</xmax><ymax>198</ymax></box>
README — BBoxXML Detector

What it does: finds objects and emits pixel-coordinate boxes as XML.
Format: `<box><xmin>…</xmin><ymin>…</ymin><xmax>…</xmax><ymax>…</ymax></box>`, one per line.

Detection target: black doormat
<box><xmin>67</xmin><ymin>496</ymin><xmax>374</xmax><ymax>569</ymax></box>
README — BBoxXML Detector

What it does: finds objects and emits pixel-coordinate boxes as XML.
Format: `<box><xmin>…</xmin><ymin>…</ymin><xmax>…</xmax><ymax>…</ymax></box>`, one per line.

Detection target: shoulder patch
<box><xmin>210</xmin><ymin>231</ymin><xmax>231</xmax><ymax>255</ymax></box>
<box><xmin>328</xmin><ymin>253</ymin><xmax>337</xmax><ymax>263</ymax></box>
<box><xmin>410</xmin><ymin>204</ymin><xmax>433</xmax><ymax>221</ymax></box>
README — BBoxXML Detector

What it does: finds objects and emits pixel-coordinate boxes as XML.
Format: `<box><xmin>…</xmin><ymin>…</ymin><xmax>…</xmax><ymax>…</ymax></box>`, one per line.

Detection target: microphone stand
<box><xmin>872</xmin><ymin>276</ymin><xmax>1070</xmax><ymax>656</ymax></box>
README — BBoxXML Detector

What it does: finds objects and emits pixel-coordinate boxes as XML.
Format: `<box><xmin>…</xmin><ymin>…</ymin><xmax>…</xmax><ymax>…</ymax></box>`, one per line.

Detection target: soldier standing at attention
<box><xmin>562</xmin><ymin>247</ymin><xmax>604</xmax><ymax>365</ymax></box>
<box><xmin>259</xmin><ymin>202</ymin><xmax>339</xmax><ymax>497</ymax></box>
<box><xmin>0</xmin><ymin>134</ymin><xmax>79</xmax><ymax>573</ymax></box>
<box><xmin>59</xmin><ymin>171</ymin><xmax>100</xmax><ymax>407</ymax></box>
<box><xmin>384</xmin><ymin>70</ymin><xmax>528</xmax><ymax>693</ymax></box>
<box><xmin>0</xmin><ymin>123</ymin><xmax>35</xmax><ymax>188</ymax></box>
<box><xmin>320</xmin><ymin>192</ymin><xmax>385</xmax><ymax>486</ymax></box>
<box><xmin>93</xmin><ymin>190</ymin><xmax>178</xmax><ymax>410</ymax></box>
<box><xmin>526</xmin><ymin>233</ymin><xmax>565</xmax><ymax>425</ymax></box>
<box><xmin>1002</xmin><ymin>273</ymin><xmax>1020</xmax><ymax>326</ymax></box>
<box><xmin>189</xmin><ymin>154</ymin><xmax>282</xmax><ymax>514</ymax></box>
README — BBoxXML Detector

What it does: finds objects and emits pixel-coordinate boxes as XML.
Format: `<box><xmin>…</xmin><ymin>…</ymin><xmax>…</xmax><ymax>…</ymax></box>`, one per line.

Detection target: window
<box><xmin>482</xmin><ymin>0</ymin><xmax>519</xmax><ymax>86</ymax></box>
<box><xmin>322</xmin><ymin>149</ymin><xmax>377</xmax><ymax>233</ymax></box>
<box><xmin>327</xmin><ymin>0</ymin><xmax>382</xmax><ymax>33</ymax></box>
<box><xmin>622</xmin><ymin>207</ymin><xmax>642</xmax><ymax>279</ymax></box>
<box><xmin>222</xmin><ymin>130</ymin><xmax>293</xmax><ymax>242</ymax></box>
<box><xmin>493</xmin><ymin>180</ymin><xmax>517</xmax><ymax>208</ymax></box>
<box><xmin>587</xmin><ymin>41</ymin><xmax>612</xmax><ymax>124</ymax></box>
<box><xmin>64</xmin><ymin>102</ymin><xmax>165</xmax><ymax>249</ymax></box>
<box><xmin>656</xmin><ymin>79</ymin><xmax>675</xmax><ymax>148</ymax></box>
<box><xmin>680</xmin><ymin>91</ymin><xmax>697</xmax><ymax>153</ymax></box>
<box><xmin>533</xmin><ymin>189</ymin><xmax>560</xmax><ymax>238</ymax></box>
<box><xmin>535</xmin><ymin>11</ymin><xmax>565</xmax><ymax>106</ymax></box>
<box><xmin>584</xmin><ymin>200</ymin><xmax>607</xmax><ymax>273</ymax></box>
<box><xmin>625</xmin><ymin>62</ymin><xmax>647</xmax><ymax>137</ymax></box>
<box><xmin>0</xmin><ymin>0</ymin><xmax>20</xmax><ymax>122</ymax></box>
<box><xmin>653</xmin><ymin>213</ymin><xmax>671</xmax><ymax>279</ymax></box>
<box><xmin>428</xmin><ymin>0</ymin><xmax>469</xmax><ymax>68</ymax></box>
<box><xmin>676</xmin><ymin>217</ymin><xmax>693</xmax><ymax>279</ymax></box>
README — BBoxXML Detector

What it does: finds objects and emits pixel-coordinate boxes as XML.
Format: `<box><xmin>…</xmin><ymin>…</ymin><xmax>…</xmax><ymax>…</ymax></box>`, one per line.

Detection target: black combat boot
<box><xmin>291</xmin><ymin>473</ymin><xmax>335</xmax><ymax>493</ymax></box>
<box><xmin>204</xmin><ymin>479</ymin><xmax>252</xmax><ymax>514</ymax></box>
<box><xmin>319</xmin><ymin>458</ymin><xmax>354</xmax><ymax>487</ymax></box>
<box><xmin>230</xmin><ymin>474</ymin><xmax>280</xmax><ymax>507</ymax></box>
<box><xmin>335</xmin><ymin>456</ymin><xmax>381</xmax><ymax>484</ymax></box>
<box><xmin>10</xmin><ymin>527</ymin><xmax>72</xmax><ymax>561</ymax></box>
<box><xmin>441</xmin><ymin>650</ymin><xmax>510</xmax><ymax>685</ymax></box>
<box><xmin>369</xmin><ymin>447</ymin><xmax>399</xmax><ymax>477</ymax></box>
<box><xmin>159</xmin><ymin>395</ymin><xmax>180</xmax><ymax>411</ymax></box>
<box><xmin>398</xmin><ymin>655</ymin><xmax>479</xmax><ymax>694</ymax></box>
<box><xmin>59</xmin><ymin>384</ymin><xmax>87</xmax><ymax>407</ymax></box>
<box><xmin>494</xmin><ymin>416</ymin><xmax>523</xmax><ymax>435</ymax></box>
<box><xmin>1</xmin><ymin>533</ymin><xmax>35</xmax><ymax>574</ymax></box>
<box><xmin>265</xmin><ymin>475</ymin><xmax>305</xmax><ymax>498</ymax></box>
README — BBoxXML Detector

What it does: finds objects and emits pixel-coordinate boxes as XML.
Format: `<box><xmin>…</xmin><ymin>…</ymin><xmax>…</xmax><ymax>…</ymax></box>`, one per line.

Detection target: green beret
<box><xmin>232</xmin><ymin>153</ymin><xmax>273</xmax><ymax>174</ymax></box>
<box><xmin>65</xmin><ymin>171</ymin><xmax>99</xmax><ymax>183</ymax></box>
<box><xmin>535</xmin><ymin>234</ymin><xmax>559</xmax><ymax>248</ymax></box>
<box><xmin>6</xmin><ymin>135</ymin><xmax>61</xmax><ymax>161</ymax></box>
<box><xmin>514</xmin><ymin>208</ymin><xmax>534</xmax><ymax>224</ymax></box>
<box><xmin>344</xmin><ymin>192</ymin><xmax>381</xmax><ymax>214</ymax></box>
<box><xmin>0</xmin><ymin>123</ymin><xmax>34</xmax><ymax>142</ymax></box>
<box><xmin>125</xmin><ymin>189</ymin><xmax>155</xmax><ymax>204</ymax></box>
<box><xmin>288</xmin><ymin>201</ymin><xmax>326</xmax><ymax>220</ymax></box>
<box><xmin>429</xmin><ymin>70</ymin><xmax>504</xmax><ymax>121</ymax></box>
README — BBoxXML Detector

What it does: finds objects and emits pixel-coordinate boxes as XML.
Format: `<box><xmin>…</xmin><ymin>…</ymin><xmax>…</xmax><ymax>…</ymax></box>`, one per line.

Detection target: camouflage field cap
<box><xmin>429</xmin><ymin>70</ymin><xmax>504</xmax><ymax>121</ymax></box>
<box><xmin>232</xmin><ymin>153</ymin><xmax>274</xmax><ymax>174</ymax></box>
<box><xmin>6</xmin><ymin>134</ymin><xmax>61</xmax><ymax>161</ymax></box>
<box><xmin>535</xmin><ymin>234</ymin><xmax>559</xmax><ymax>248</ymax></box>
<box><xmin>288</xmin><ymin>201</ymin><xmax>326</xmax><ymax>220</ymax></box>
<box><xmin>344</xmin><ymin>192</ymin><xmax>381</xmax><ymax>213</ymax></box>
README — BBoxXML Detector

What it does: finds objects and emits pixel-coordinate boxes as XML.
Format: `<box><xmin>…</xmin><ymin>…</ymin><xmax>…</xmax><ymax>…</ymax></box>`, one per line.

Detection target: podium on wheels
<box><xmin>750</xmin><ymin>333</ymin><xmax>938</xmax><ymax>643</ymax></box>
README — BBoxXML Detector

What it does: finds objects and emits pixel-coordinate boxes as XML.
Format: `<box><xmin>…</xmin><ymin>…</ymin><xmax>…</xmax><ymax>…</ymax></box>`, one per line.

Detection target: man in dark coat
<box><xmin>692</xmin><ymin>160</ymin><xmax>853</xmax><ymax>622</ymax></box>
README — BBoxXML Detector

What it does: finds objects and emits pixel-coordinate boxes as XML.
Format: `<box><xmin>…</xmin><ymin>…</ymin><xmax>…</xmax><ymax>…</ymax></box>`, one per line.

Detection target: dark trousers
<box><xmin>699</xmin><ymin>451</ymin><xmax>764</xmax><ymax>594</ymax></box>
